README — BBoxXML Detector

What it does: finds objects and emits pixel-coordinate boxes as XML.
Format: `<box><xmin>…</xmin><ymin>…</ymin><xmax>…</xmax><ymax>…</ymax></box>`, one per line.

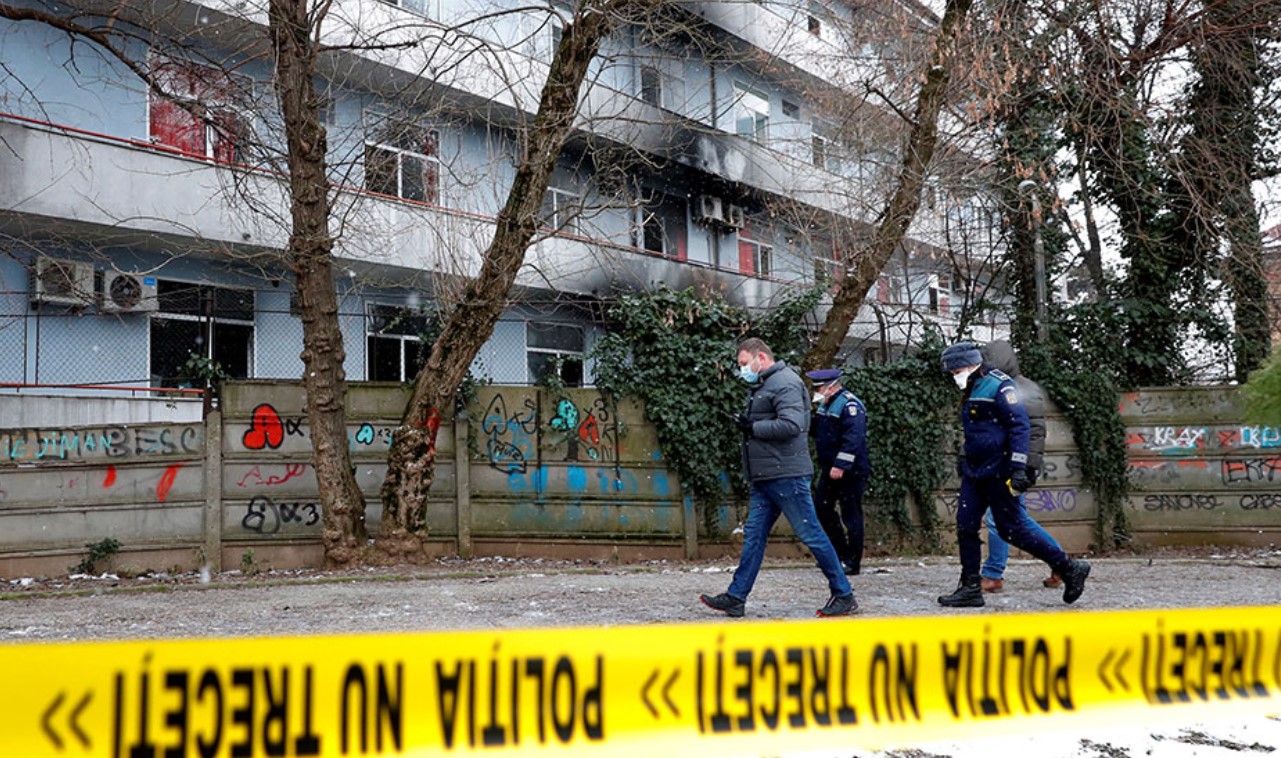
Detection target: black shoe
<box><xmin>938</xmin><ymin>579</ymin><xmax>985</xmax><ymax>608</ymax></box>
<box><xmin>700</xmin><ymin>592</ymin><xmax>745</xmax><ymax>617</ymax></box>
<box><xmin>842</xmin><ymin>560</ymin><xmax>860</xmax><ymax>576</ymax></box>
<box><xmin>817</xmin><ymin>593</ymin><xmax>857</xmax><ymax>617</ymax></box>
<box><xmin>1061</xmin><ymin>559</ymin><xmax>1091</xmax><ymax>604</ymax></box>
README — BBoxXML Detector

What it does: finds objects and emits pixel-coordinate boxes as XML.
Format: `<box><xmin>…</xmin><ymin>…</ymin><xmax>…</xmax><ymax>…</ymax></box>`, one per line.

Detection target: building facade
<box><xmin>0</xmin><ymin>0</ymin><xmax>1005</xmax><ymax>394</ymax></box>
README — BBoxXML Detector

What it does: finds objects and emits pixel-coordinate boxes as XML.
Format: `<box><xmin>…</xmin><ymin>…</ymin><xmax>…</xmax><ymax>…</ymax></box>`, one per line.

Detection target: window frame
<box><xmin>148</xmin><ymin>55</ymin><xmax>250</xmax><ymax>162</ymax></box>
<box><xmin>365</xmin><ymin>303</ymin><xmax>431</xmax><ymax>382</ymax></box>
<box><xmin>148</xmin><ymin>280</ymin><xmax>256</xmax><ymax>387</ymax></box>
<box><xmin>738</xmin><ymin>235</ymin><xmax>774</xmax><ymax>277</ymax></box>
<box><xmin>733</xmin><ymin>82</ymin><xmax>770</xmax><ymax>143</ymax></box>
<box><xmin>640</xmin><ymin>64</ymin><xmax>663</xmax><ymax>107</ymax></box>
<box><xmin>541</xmin><ymin>186</ymin><xmax>583</xmax><ymax>234</ymax></box>
<box><xmin>631</xmin><ymin>193</ymin><xmax>686</xmax><ymax>259</ymax></box>
<box><xmin>363</xmin><ymin>111</ymin><xmax>442</xmax><ymax>204</ymax></box>
<box><xmin>525</xmin><ymin>322</ymin><xmax>586</xmax><ymax>387</ymax></box>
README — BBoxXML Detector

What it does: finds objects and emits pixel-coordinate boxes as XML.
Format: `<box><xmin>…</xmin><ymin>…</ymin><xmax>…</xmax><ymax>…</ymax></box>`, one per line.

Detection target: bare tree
<box><xmin>803</xmin><ymin>0</ymin><xmax>976</xmax><ymax>371</ymax></box>
<box><xmin>377</xmin><ymin>0</ymin><xmax>657</xmax><ymax>559</ymax></box>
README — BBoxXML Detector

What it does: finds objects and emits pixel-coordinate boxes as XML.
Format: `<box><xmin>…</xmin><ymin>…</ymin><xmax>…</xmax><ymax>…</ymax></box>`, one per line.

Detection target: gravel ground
<box><xmin>3</xmin><ymin>547</ymin><xmax>1280</xmax><ymax>756</ymax></box>
<box><xmin>3</xmin><ymin>547</ymin><xmax>1281</xmax><ymax>639</ymax></box>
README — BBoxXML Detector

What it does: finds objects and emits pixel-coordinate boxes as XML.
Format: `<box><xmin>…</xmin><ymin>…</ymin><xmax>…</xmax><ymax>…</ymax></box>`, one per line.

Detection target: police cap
<box><xmin>805</xmin><ymin>368</ymin><xmax>843</xmax><ymax>386</ymax></box>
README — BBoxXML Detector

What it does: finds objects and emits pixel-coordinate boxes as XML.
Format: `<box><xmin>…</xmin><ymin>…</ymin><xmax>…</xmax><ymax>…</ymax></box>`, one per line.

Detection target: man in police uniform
<box><xmin>938</xmin><ymin>341</ymin><xmax>1090</xmax><ymax>608</ymax></box>
<box><xmin>805</xmin><ymin>368</ymin><xmax>870</xmax><ymax>576</ymax></box>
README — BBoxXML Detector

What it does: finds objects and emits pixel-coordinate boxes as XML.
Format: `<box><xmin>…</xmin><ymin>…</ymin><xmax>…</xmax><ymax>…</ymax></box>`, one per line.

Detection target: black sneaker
<box><xmin>938</xmin><ymin>579</ymin><xmax>985</xmax><ymax>608</ymax></box>
<box><xmin>1061</xmin><ymin>559</ymin><xmax>1091</xmax><ymax>604</ymax></box>
<box><xmin>700</xmin><ymin>592</ymin><xmax>745</xmax><ymax>617</ymax></box>
<box><xmin>817</xmin><ymin>593</ymin><xmax>857</xmax><ymax>617</ymax></box>
<box><xmin>842</xmin><ymin>560</ymin><xmax>860</xmax><ymax>576</ymax></box>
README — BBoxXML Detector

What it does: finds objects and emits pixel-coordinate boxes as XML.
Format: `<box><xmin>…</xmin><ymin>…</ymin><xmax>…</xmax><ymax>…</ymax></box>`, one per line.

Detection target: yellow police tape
<box><xmin>4</xmin><ymin>606</ymin><xmax>1280</xmax><ymax>757</ymax></box>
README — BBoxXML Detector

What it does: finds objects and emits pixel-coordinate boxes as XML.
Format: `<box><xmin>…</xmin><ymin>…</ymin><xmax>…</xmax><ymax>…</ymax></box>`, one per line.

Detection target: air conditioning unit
<box><xmin>724</xmin><ymin>204</ymin><xmax>747</xmax><ymax>229</ymax></box>
<box><xmin>32</xmin><ymin>256</ymin><xmax>94</xmax><ymax>306</ymax></box>
<box><xmin>100</xmin><ymin>271</ymin><xmax>159</xmax><ymax>313</ymax></box>
<box><xmin>696</xmin><ymin>194</ymin><xmax>724</xmax><ymax>224</ymax></box>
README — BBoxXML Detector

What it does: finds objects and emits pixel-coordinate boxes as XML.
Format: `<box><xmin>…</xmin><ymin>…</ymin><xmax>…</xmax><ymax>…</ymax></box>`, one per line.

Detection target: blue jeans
<box><xmin>727</xmin><ymin>476</ymin><xmax>852</xmax><ymax>600</ymax></box>
<box><xmin>981</xmin><ymin>503</ymin><xmax>1055</xmax><ymax>579</ymax></box>
<box><xmin>957</xmin><ymin>477</ymin><xmax>1068</xmax><ymax>580</ymax></box>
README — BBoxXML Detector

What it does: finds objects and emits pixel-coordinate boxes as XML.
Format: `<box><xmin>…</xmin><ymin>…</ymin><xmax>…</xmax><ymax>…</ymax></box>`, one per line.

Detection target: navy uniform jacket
<box><xmin>959</xmin><ymin>366</ymin><xmax>1030</xmax><ymax>479</ymax></box>
<box><xmin>810</xmin><ymin>389</ymin><xmax>870</xmax><ymax>478</ymax></box>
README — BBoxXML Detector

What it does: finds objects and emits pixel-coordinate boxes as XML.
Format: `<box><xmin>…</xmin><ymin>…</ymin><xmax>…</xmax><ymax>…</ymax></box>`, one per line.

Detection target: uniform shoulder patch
<box><xmin>846</xmin><ymin>403</ymin><xmax>859</xmax><ymax>416</ymax></box>
<box><xmin>1001</xmin><ymin>386</ymin><xmax>1021</xmax><ymax>404</ymax></box>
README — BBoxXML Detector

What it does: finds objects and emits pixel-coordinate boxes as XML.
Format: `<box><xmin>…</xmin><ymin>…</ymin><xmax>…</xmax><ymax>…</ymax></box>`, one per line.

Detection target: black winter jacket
<box><xmin>741</xmin><ymin>361</ymin><xmax>814</xmax><ymax>482</ymax></box>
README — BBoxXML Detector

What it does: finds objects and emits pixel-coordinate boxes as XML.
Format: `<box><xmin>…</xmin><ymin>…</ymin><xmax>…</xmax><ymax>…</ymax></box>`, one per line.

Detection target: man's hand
<box><xmin>1009</xmin><ymin>469</ymin><xmax>1031</xmax><ymax>494</ymax></box>
<box><xmin>735</xmin><ymin>413</ymin><xmax>754</xmax><ymax>437</ymax></box>
<box><xmin>1027</xmin><ymin>467</ymin><xmax>1040</xmax><ymax>487</ymax></box>
<box><xmin>829</xmin><ymin>467</ymin><xmax>844</xmax><ymax>480</ymax></box>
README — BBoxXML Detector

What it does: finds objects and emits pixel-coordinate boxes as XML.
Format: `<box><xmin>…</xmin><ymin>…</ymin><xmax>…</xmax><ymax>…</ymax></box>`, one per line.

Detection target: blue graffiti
<box><xmin>567</xmin><ymin>466</ymin><xmax>588</xmax><ymax>492</ymax></box>
<box><xmin>508</xmin><ymin>466</ymin><xmax>548</xmax><ymax>495</ymax></box>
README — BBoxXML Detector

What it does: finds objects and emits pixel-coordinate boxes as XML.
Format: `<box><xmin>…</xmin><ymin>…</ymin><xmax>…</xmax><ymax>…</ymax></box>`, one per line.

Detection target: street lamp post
<box><xmin>1017</xmin><ymin>179</ymin><xmax>1049</xmax><ymax>341</ymax></box>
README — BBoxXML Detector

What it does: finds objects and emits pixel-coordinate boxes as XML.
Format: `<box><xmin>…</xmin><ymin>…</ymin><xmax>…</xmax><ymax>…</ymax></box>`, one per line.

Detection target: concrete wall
<box><xmin>1</xmin><ymin>382</ymin><xmax>1275</xmax><ymax>578</ymax></box>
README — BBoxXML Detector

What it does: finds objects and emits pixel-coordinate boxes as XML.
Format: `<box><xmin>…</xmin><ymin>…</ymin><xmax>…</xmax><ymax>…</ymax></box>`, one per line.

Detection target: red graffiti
<box><xmin>1218</xmin><ymin>429</ymin><xmax>1241</xmax><ymax>448</ymax></box>
<box><xmin>157</xmin><ymin>464</ymin><xmax>184</xmax><ymax>503</ymax></box>
<box><xmin>579</xmin><ymin>414</ymin><xmax>600</xmax><ymax>445</ymax></box>
<box><xmin>103</xmin><ymin>465</ymin><xmax>117</xmax><ymax>488</ymax></box>
<box><xmin>243</xmin><ymin>404</ymin><xmax>285</xmax><ymax>450</ymax></box>
<box><xmin>235</xmin><ymin>464</ymin><xmax>308</xmax><ymax>488</ymax></box>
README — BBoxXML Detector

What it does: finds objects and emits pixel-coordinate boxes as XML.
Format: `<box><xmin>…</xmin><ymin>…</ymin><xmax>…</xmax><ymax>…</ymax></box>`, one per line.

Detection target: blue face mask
<box><xmin>738</xmin><ymin>358</ymin><xmax>759</xmax><ymax>383</ymax></box>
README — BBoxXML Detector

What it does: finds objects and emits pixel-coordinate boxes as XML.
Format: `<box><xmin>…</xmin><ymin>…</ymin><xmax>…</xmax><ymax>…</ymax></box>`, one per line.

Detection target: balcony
<box><xmin>0</xmin><ymin>115</ymin><xmax>790</xmax><ymax>309</ymax></box>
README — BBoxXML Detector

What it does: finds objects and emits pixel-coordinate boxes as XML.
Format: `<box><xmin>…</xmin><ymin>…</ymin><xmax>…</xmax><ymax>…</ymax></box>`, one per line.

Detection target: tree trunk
<box><xmin>269</xmin><ymin>0</ymin><xmax>367</xmax><ymax>565</ymax></box>
<box><xmin>804</xmin><ymin>0</ymin><xmax>975</xmax><ymax>371</ymax></box>
<box><xmin>377</xmin><ymin>3</ymin><xmax>629</xmax><ymax>560</ymax></box>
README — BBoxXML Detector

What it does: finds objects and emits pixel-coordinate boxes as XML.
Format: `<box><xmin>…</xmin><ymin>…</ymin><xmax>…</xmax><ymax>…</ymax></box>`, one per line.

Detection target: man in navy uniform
<box><xmin>805</xmin><ymin>368</ymin><xmax>870</xmax><ymax>576</ymax></box>
<box><xmin>938</xmin><ymin>341</ymin><xmax>1090</xmax><ymax>608</ymax></box>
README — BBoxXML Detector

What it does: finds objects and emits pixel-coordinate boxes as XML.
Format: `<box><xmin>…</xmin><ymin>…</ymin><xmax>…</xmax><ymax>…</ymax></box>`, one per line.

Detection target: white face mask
<box><xmin>811</xmin><ymin>392</ymin><xmax>826</xmax><ymax>404</ymax></box>
<box><xmin>953</xmin><ymin>369</ymin><xmax>975</xmax><ymax>389</ymax></box>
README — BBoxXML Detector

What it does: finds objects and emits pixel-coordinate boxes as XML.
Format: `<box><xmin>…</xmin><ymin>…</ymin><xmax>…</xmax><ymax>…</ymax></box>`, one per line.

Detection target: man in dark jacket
<box><xmin>979</xmin><ymin>340</ymin><xmax>1060</xmax><ymax>592</ymax></box>
<box><xmin>701</xmin><ymin>338</ymin><xmax>856</xmax><ymax>618</ymax></box>
<box><xmin>937</xmin><ymin>341</ymin><xmax>1090</xmax><ymax>608</ymax></box>
<box><xmin>805</xmin><ymin>368</ymin><xmax>869</xmax><ymax>575</ymax></box>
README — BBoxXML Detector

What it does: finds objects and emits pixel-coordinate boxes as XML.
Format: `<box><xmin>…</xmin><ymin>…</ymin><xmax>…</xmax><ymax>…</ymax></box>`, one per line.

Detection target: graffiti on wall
<box><xmin>0</xmin><ymin>462</ymin><xmax>193</xmax><ymax>505</ymax></box>
<box><xmin>482</xmin><ymin>393</ymin><xmax>538</xmax><ymax>474</ymax></box>
<box><xmin>239</xmin><ymin>403</ymin><xmax>397</xmax><ymax>453</ymax></box>
<box><xmin>1024</xmin><ymin>489</ymin><xmax>1077</xmax><ymax>513</ymax></box>
<box><xmin>241</xmin><ymin>495</ymin><xmax>321</xmax><ymax>534</ymax></box>
<box><xmin>241</xmin><ymin>404</ymin><xmax>302</xmax><ymax>450</ymax></box>
<box><xmin>1140</xmin><ymin>492</ymin><xmax>1281</xmax><ymax>512</ymax></box>
<box><xmin>940</xmin><ymin>488</ymin><xmax>1078</xmax><ymax>517</ymax></box>
<box><xmin>1127</xmin><ymin>425</ymin><xmax>1281</xmax><ymax>453</ymax></box>
<box><xmin>1119</xmin><ymin>391</ymin><xmax>1233</xmax><ymax>418</ymax></box>
<box><xmin>547</xmin><ymin>396</ymin><xmax>617</xmax><ymax>464</ymax></box>
<box><xmin>0</xmin><ymin>425</ymin><xmax>201</xmax><ymax>463</ymax></box>
<box><xmin>235</xmin><ymin>464</ymin><xmax>309</xmax><ymax>488</ymax></box>
<box><xmin>481</xmin><ymin>392</ymin><xmax>624</xmax><ymax>472</ymax></box>
<box><xmin>1036</xmin><ymin>456</ymin><xmax>1081</xmax><ymax>484</ymax></box>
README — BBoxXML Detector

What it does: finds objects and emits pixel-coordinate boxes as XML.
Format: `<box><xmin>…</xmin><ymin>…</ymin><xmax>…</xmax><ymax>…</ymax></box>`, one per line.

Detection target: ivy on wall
<box><xmin>1242</xmin><ymin>347</ymin><xmax>1281</xmax><ymax>425</ymax></box>
<box><xmin>840</xmin><ymin>328</ymin><xmax>954</xmax><ymax>547</ymax></box>
<box><xmin>1020</xmin><ymin>312</ymin><xmax>1132</xmax><ymax>550</ymax></box>
<box><xmin>591</xmin><ymin>285</ymin><xmax>823</xmax><ymax>532</ymax></box>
